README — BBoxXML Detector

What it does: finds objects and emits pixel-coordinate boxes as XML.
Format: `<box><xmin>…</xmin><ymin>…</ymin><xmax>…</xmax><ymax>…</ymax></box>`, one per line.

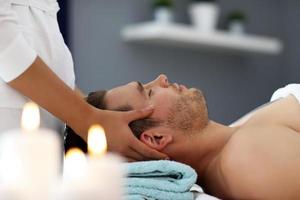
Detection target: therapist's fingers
<box><xmin>129</xmin><ymin>136</ymin><xmax>169</xmax><ymax>160</ymax></box>
<box><xmin>124</xmin><ymin>105</ymin><xmax>154</xmax><ymax>122</ymax></box>
<box><xmin>129</xmin><ymin>144</ymin><xmax>163</xmax><ymax>161</ymax></box>
<box><xmin>125</xmin><ymin>157</ymin><xmax>136</xmax><ymax>163</ymax></box>
<box><xmin>124</xmin><ymin>107</ymin><xmax>169</xmax><ymax>160</ymax></box>
<box><xmin>126</xmin><ymin>146</ymin><xmax>145</xmax><ymax>161</ymax></box>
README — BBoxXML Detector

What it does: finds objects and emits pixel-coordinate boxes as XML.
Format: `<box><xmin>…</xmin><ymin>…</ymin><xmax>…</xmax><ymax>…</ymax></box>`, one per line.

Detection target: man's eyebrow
<box><xmin>135</xmin><ymin>81</ymin><xmax>145</xmax><ymax>95</ymax></box>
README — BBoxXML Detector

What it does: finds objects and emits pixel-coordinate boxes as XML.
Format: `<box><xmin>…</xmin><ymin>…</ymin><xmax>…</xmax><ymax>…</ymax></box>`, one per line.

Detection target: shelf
<box><xmin>121</xmin><ymin>22</ymin><xmax>283</xmax><ymax>55</ymax></box>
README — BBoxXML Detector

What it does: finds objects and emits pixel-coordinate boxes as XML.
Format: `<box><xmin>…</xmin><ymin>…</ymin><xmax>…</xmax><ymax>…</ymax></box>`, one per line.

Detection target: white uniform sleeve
<box><xmin>0</xmin><ymin>2</ymin><xmax>37</xmax><ymax>82</ymax></box>
<box><xmin>271</xmin><ymin>84</ymin><xmax>300</xmax><ymax>103</ymax></box>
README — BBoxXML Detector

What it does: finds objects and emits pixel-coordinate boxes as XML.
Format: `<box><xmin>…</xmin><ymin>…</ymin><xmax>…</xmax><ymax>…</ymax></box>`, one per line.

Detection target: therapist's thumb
<box><xmin>125</xmin><ymin>105</ymin><xmax>154</xmax><ymax>122</ymax></box>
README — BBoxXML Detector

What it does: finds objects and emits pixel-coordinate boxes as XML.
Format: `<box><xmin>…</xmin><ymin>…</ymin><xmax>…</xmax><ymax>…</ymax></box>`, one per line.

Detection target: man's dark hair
<box><xmin>64</xmin><ymin>90</ymin><xmax>160</xmax><ymax>153</ymax></box>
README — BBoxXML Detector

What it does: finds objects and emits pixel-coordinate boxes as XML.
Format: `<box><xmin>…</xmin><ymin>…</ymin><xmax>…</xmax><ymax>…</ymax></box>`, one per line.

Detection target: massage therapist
<box><xmin>0</xmin><ymin>0</ymin><xmax>167</xmax><ymax>161</ymax></box>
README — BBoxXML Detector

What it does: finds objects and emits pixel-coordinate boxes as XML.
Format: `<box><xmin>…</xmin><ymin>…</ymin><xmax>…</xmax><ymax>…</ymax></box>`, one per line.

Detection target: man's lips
<box><xmin>180</xmin><ymin>84</ymin><xmax>187</xmax><ymax>91</ymax></box>
<box><xmin>173</xmin><ymin>83</ymin><xmax>179</xmax><ymax>91</ymax></box>
<box><xmin>173</xmin><ymin>83</ymin><xmax>187</xmax><ymax>92</ymax></box>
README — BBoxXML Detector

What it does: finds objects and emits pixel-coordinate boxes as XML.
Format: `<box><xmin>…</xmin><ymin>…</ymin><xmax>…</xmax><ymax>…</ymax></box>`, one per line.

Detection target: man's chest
<box><xmin>203</xmin><ymin>125</ymin><xmax>300</xmax><ymax>199</ymax></box>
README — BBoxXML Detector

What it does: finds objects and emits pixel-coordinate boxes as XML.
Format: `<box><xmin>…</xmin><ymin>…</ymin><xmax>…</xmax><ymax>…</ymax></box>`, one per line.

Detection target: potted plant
<box><xmin>153</xmin><ymin>0</ymin><xmax>174</xmax><ymax>24</ymax></box>
<box><xmin>227</xmin><ymin>10</ymin><xmax>247</xmax><ymax>34</ymax></box>
<box><xmin>188</xmin><ymin>0</ymin><xmax>220</xmax><ymax>32</ymax></box>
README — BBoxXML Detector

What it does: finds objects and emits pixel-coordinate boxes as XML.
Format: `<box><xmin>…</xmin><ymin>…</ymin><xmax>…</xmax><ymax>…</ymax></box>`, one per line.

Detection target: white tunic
<box><xmin>0</xmin><ymin>0</ymin><xmax>75</xmax><ymax>131</ymax></box>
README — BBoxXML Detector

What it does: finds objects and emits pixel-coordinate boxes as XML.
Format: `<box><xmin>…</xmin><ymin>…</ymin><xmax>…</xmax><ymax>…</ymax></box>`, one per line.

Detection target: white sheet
<box><xmin>271</xmin><ymin>84</ymin><xmax>300</xmax><ymax>103</ymax></box>
<box><xmin>195</xmin><ymin>193</ymin><xmax>220</xmax><ymax>200</ymax></box>
<box><xmin>191</xmin><ymin>184</ymin><xmax>220</xmax><ymax>200</ymax></box>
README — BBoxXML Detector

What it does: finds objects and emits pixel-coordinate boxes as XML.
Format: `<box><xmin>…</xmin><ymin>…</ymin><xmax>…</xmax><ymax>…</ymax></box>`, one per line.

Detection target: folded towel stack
<box><xmin>124</xmin><ymin>160</ymin><xmax>197</xmax><ymax>200</ymax></box>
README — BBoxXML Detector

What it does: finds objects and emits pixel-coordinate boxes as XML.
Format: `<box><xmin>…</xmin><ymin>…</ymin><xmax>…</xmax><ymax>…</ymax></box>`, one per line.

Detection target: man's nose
<box><xmin>158</xmin><ymin>74</ymin><xmax>169</xmax><ymax>88</ymax></box>
<box><xmin>144</xmin><ymin>74</ymin><xmax>169</xmax><ymax>88</ymax></box>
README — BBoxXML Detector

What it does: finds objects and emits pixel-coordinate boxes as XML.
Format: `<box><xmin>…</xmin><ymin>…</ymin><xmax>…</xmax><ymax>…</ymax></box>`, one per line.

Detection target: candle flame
<box><xmin>64</xmin><ymin>148</ymin><xmax>87</xmax><ymax>181</ymax></box>
<box><xmin>88</xmin><ymin>124</ymin><xmax>107</xmax><ymax>158</ymax></box>
<box><xmin>21</xmin><ymin>102</ymin><xmax>40</xmax><ymax>131</ymax></box>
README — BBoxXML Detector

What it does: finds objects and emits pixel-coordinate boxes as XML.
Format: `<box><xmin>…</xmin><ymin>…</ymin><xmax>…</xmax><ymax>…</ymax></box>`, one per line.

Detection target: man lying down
<box><xmin>65</xmin><ymin>74</ymin><xmax>300</xmax><ymax>200</ymax></box>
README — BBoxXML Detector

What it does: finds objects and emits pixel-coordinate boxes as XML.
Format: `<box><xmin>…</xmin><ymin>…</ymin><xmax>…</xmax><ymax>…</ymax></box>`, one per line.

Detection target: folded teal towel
<box><xmin>124</xmin><ymin>160</ymin><xmax>197</xmax><ymax>200</ymax></box>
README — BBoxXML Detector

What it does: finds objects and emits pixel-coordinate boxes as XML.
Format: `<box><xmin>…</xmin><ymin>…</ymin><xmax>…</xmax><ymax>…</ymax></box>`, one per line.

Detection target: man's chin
<box><xmin>179</xmin><ymin>84</ymin><xmax>198</xmax><ymax>93</ymax></box>
<box><xmin>189</xmin><ymin>88</ymin><xmax>198</xmax><ymax>92</ymax></box>
<box><xmin>183</xmin><ymin>87</ymin><xmax>201</xmax><ymax>95</ymax></box>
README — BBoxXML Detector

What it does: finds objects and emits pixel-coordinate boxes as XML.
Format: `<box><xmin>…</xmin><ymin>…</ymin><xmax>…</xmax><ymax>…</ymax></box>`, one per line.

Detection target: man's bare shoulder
<box><xmin>244</xmin><ymin>95</ymin><xmax>300</xmax><ymax>132</ymax></box>
<box><xmin>218</xmin><ymin>126</ymin><xmax>300</xmax><ymax>200</ymax></box>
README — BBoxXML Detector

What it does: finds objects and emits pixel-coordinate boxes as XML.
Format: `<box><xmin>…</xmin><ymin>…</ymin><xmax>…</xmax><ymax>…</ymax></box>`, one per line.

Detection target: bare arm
<box><xmin>9</xmin><ymin>57</ymin><xmax>93</xmax><ymax>139</ymax></box>
<box><xmin>9</xmin><ymin>57</ymin><xmax>168</xmax><ymax>160</ymax></box>
<box><xmin>75</xmin><ymin>86</ymin><xmax>86</xmax><ymax>99</ymax></box>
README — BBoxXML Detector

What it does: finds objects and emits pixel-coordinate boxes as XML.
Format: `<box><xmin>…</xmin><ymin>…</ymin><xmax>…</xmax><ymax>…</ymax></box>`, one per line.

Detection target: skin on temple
<box><xmin>104</xmin><ymin>74</ymin><xmax>300</xmax><ymax>200</ymax></box>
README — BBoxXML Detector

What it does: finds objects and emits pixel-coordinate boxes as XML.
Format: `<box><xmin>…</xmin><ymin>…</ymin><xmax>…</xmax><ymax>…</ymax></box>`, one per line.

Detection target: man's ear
<box><xmin>140</xmin><ymin>130</ymin><xmax>173</xmax><ymax>151</ymax></box>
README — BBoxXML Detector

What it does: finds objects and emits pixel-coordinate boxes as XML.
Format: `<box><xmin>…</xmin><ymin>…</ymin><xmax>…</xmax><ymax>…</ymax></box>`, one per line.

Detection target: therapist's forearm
<box><xmin>8</xmin><ymin>56</ymin><xmax>94</xmax><ymax>139</ymax></box>
<box><xmin>75</xmin><ymin>86</ymin><xmax>86</xmax><ymax>99</ymax></box>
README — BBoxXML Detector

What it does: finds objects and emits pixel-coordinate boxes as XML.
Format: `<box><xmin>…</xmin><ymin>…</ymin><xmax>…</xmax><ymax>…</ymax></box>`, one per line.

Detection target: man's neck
<box><xmin>168</xmin><ymin>121</ymin><xmax>238</xmax><ymax>182</ymax></box>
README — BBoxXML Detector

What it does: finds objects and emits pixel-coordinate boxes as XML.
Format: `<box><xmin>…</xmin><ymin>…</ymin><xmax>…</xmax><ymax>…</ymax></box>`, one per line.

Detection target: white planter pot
<box><xmin>154</xmin><ymin>7</ymin><xmax>174</xmax><ymax>24</ymax></box>
<box><xmin>229</xmin><ymin>20</ymin><xmax>246</xmax><ymax>35</ymax></box>
<box><xmin>188</xmin><ymin>2</ymin><xmax>220</xmax><ymax>32</ymax></box>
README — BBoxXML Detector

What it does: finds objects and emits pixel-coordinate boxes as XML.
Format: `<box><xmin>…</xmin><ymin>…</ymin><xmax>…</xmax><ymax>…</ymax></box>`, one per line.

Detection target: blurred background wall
<box><xmin>57</xmin><ymin>0</ymin><xmax>298</xmax><ymax>124</ymax></box>
<box><xmin>284</xmin><ymin>1</ymin><xmax>300</xmax><ymax>83</ymax></box>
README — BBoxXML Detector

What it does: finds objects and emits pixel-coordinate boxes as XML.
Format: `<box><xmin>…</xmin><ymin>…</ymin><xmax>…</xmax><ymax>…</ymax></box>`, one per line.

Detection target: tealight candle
<box><xmin>0</xmin><ymin>102</ymin><xmax>60</xmax><ymax>200</ymax></box>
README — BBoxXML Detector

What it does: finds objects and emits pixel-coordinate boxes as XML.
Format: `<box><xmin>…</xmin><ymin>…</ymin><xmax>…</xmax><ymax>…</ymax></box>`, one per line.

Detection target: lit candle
<box><xmin>59</xmin><ymin>124</ymin><xmax>124</xmax><ymax>200</ymax></box>
<box><xmin>86</xmin><ymin>124</ymin><xmax>124</xmax><ymax>200</ymax></box>
<box><xmin>63</xmin><ymin>148</ymin><xmax>87</xmax><ymax>182</ymax></box>
<box><xmin>0</xmin><ymin>102</ymin><xmax>60</xmax><ymax>200</ymax></box>
<box><xmin>87</xmin><ymin>125</ymin><xmax>107</xmax><ymax>159</ymax></box>
<box><xmin>21</xmin><ymin>102</ymin><xmax>40</xmax><ymax>131</ymax></box>
<box><xmin>58</xmin><ymin>148</ymin><xmax>88</xmax><ymax>200</ymax></box>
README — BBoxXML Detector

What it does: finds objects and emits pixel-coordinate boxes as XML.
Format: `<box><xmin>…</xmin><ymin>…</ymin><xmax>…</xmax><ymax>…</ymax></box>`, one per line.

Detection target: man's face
<box><xmin>105</xmin><ymin>74</ymin><xmax>207</xmax><ymax>133</ymax></box>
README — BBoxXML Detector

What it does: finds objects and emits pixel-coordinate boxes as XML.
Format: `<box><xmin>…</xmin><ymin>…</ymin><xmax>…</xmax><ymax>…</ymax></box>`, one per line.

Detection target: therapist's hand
<box><xmin>7</xmin><ymin>56</ymin><xmax>166</xmax><ymax>161</ymax></box>
<box><xmin>92</xmin><ymin>106</ymin><xmax>169</xmax><ymax>161</ymax></box>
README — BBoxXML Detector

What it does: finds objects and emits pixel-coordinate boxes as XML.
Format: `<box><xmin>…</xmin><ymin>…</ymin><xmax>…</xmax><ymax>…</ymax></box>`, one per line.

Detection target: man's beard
<box><xmin>166</xmin><ymin>89</ymin><xmax>208</xmax><ymax>133</ymax></box>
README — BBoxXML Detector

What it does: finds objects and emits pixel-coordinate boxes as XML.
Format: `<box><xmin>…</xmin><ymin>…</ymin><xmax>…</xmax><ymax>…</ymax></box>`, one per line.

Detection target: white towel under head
<box><xmin>271</xmin><ymin>84</ymin><xmax>300</xmax><ymax>103</ymax></box>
